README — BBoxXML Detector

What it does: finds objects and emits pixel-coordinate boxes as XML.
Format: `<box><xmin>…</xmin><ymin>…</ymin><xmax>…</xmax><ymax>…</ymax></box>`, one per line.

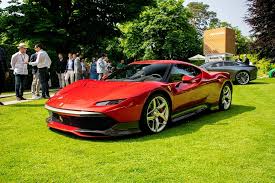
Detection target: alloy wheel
<box><xmin>146</xmin><ymin>96</ymin><xmax>169</xmax><ymax>133</ymax></box>
<box><xmin>236</xmin><ymin>71</ymin><xmax>250</xmax><ymax>85</ymax></box>
<box><xmin>221</xmin><ymin>85</ymin><xmax>232</xmax><ymax>110</ymax></box>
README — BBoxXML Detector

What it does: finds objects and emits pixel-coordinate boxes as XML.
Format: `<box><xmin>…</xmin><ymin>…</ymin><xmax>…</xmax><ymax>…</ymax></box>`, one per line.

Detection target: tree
<box><xmin>246</xmin><ymin>0</ymin><xmax>275</xmax><ymax>59</ymax></box>
<box><xmin>0</xmin><ymin>0</ymin><xmax>154</xmax><ymax>54</ymax></box>
<box><xmin>186</xmin><ymin>2</ymin><xmax>219</xmax><ymax>36</ymax></box>
<box><xmin>120</xmin><ymin>0</ymin><xmax>201</xmax><ymax>60</ymax></box>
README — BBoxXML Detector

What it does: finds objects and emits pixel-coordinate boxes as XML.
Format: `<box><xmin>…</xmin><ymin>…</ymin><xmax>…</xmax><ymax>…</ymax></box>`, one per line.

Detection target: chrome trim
<box><xmin>45</xmin><ymin>105</ymin><xmax>105</xmax><ymax>117</ymax></box>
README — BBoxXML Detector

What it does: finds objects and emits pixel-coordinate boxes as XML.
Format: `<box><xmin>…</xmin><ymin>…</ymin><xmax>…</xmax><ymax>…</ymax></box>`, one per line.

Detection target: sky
<box><xmin>183</xmin><ymin>0</ymin><xmax>252</xmax><ymax>36</ymax></box>
<box><xmin>0</xmin><ymin>0</ymin><xmax>252</xmax><ymax>36</ymax></box>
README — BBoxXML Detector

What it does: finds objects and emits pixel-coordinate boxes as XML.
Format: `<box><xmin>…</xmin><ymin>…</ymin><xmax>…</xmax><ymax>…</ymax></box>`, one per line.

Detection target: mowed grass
<box><xmin>0</xmin><ymin>79</ymin><xmax>274</xmax><ymax>182</ymax></box>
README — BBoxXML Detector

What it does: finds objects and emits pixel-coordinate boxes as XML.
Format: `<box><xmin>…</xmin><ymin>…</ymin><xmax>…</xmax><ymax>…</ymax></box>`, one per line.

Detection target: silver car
<box><xmin>201</xmin><ymin>61</ymin><xmax>258</xmax><ymax>85</ymax></box>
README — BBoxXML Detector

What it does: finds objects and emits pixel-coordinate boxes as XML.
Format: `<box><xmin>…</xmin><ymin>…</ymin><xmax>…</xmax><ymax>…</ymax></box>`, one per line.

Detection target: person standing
<box><xmin>0</xmin><ymin>46</ymin><xmax>9</xmax><ymax>105</ymax></box>
<box><xmin>106</xmin><ymin>58</ymin><xmax>114</xmax><ymax>75</ymax></box>
<box><xmin>29</xmin><ymin>44</ymin><xmax>52</xmax><ymax>99</ymax></box>
<box><xmin>96</xmin><ymin>53</ymin><xmax>107</xmax><ymax>80</ymax></box>
<box><xmin>10</xmin><ymin>43</ymin><xmax>29</xmax><ymax>101</ymax></box>
<box><xmin>243</xmin><ymin>54</ymin><xmax>250</xmax><ymax>65</ymax></box>
<box><xmin>73</xmin><ymin>53</ymin><xmax>82</xmax><ymax>81</ymax></box>
<box><xmin>90</xmin><ymin>58</ymin><xmax>98</xmax><ymax>80</ymax></box>
<box><xmin>56</xmin><ymin>53</ymin><xmax>67</xmax><ymax>88</ymax></box>
<box><xmin>116</xmin><ymin>59</ymin><xmax>126</xmax><ymax>70</ymax></box>
<box><xmin>65</xmin><ymin>53</ymin><xmax>74</xmax><ymax>85</ymax></box>
<box><xmin>81</xmin><ymin>58</ymin><xmax>87</xmax><ymax>79</ymax></box>
<box><xmin>30</xmin><ymin>52</ymin><xmax>40</xmax><ymax>99</ymax></box>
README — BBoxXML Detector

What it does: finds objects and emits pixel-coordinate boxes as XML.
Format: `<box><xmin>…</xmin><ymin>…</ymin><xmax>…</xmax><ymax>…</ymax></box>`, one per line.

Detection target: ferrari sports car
<box><xmin>45</xmin><ymin>60</ymin><xmax>233</xmax><ymax>137</ymax></box>
<box><xmin>200</xmin><ymin>61</ymin><xmax>258</xmax><ymax>85</ymax></box>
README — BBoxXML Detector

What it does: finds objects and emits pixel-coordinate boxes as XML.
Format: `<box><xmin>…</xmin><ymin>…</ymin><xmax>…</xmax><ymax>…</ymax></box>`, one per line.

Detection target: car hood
<box><xmin>46</xmin><ymin>79</ymin><xmax>161</xmax><ymax>110</ymax></box>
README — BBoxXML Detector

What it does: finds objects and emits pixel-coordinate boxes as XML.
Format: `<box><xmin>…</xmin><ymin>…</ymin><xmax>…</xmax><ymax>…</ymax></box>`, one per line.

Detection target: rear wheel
<box><xmin>219</xmin><ymin>83</ymin><xmax>232</xmax><ymax>111</ymax></box>
<box><xmin>140</xmin><ymin>94</ymin><xmax>170</xmax><ymax>134</ymax></box>
<box><xmin>235</xmin><ymin>71</ymin><xmax>250</xmax><ymax>85</ymax></box>
<box><xmin>272</xmin><ymin>71</ymin><xmax>275</xmax><ymax>78</ymax></box>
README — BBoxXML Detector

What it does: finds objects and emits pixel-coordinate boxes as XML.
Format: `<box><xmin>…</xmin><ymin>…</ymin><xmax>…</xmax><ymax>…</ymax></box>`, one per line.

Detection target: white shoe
<box><xmin>32</xmin><ymin>96</ymin><xmax>41</xmax><ymax>100</ymax></box>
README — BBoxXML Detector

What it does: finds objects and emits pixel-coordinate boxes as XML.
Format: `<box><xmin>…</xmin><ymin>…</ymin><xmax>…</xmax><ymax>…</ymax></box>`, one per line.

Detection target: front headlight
<box><xmin>95</xmin><ymin>99</ymin><xmax>125</xmax><ymax>106</ymax></box>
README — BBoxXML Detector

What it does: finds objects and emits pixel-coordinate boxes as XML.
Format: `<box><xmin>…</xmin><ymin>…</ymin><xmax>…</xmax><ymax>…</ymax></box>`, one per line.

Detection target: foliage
<box><xmin>0</xmin><ymin>0</ymin><xmax>154</xmax><ymax>53</ymax></box>
<box><xmin>186</xmin><ymin>2</ymin><xmax>219</xmax><ymax>36</ymax></box>
<box><xmin>246</xmin><ymin>0</ymin><xmax>275</xmax><ymax>59</ymax></box>
<box><xmin>119</xmin><ymin>0</ymin><xmax>201</xmax><ymax>61</ymax></box>
<box><xmin>245</xmin><ymin>54</ymin><xmax>275</xmax><ymax>77</ymax></box>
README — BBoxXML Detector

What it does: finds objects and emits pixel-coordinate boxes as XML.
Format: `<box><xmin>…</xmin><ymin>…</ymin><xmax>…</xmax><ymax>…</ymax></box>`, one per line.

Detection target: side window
<box><xmin>224</xmin><ymin>62</ymin><xmax>235</xmax><ymax>66</ymax></box>
<box><xmin>211</xmin><ymin>62</ymin><xmax>223</xmax><ymax>67</ymax></box>
<box><xmin>169</xmin><ymin>64</ymin><xmax>201</xmax><ymax>82</ymax></box>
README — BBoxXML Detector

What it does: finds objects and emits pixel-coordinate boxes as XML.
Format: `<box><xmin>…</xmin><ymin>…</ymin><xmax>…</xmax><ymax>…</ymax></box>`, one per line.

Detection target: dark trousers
<box><xmin>38</xmin><ymin>67</ymin><xmax>49</xmax><ymax>97</ymax></box>
<box><xmin>15</xmin><ymin>74</ymin><xmax>26</xmax><ymax>98</ymax></box>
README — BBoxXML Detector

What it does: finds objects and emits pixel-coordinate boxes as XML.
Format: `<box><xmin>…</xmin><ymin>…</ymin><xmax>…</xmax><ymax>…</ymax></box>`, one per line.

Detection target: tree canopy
<box><xmin>186</xmin><ymin>2</ymin><xmax>219</xmax><ymax>36</ymax></box>
<box><xmin>246</xmin><ymin>0</ymin><xmax>275</xmax><ymax>59</ymax></box>
<box><xmin>119</xmin><ymin>0</ymin><xmax>201</xmax><ymax>60</ymax></box>
<box><xmin>0</xmin><ymin>0</ymin><xmax>154</xmax><ymax>54</ymax></box>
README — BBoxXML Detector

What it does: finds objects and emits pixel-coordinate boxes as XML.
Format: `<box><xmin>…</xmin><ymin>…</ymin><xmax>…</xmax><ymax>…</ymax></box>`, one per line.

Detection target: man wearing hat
<box><xmin>10</xmin><ymin>43</ymin><xmax>29</xmax><ymax>101</ymax></box>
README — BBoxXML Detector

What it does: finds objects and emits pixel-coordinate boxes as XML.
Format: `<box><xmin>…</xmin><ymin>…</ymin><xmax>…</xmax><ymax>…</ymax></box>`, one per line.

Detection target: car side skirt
<box><xmin>171</xmin><ymin>104</ymin><xmax>210</xmax><ymax>123</ymax></box>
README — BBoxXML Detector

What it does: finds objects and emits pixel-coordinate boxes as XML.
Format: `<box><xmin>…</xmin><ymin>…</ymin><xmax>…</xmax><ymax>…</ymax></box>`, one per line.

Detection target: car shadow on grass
<box><xmin>248</xmin><ymin>81</ymin><xmax>269</xmax><ymax>85</ymax></box>
<box><xmin>140</xmin><ymin>104</ymin><xmax>256</xmax><ymax>141</ymax></box>
<box><xmin>8</xmin><ymin>103</ymin><xmax>46</xmax><ymax>107</ymax></box>
<box><xmin>49</xmin><ymin>104</ymin><xmax>256</xmax><ymax>142</ymax></box>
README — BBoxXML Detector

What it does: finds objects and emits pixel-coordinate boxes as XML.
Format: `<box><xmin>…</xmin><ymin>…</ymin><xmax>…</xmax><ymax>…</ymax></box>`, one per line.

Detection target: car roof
<box><xmin>130</xmin><ymin>60</ymin><xmax>190</xmax><ymax>65</ymax></box>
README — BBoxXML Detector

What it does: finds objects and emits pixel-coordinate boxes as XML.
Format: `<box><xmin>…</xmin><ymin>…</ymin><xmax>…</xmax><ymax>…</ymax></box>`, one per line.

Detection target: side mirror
<box><xmin>181</xmin><ymin>75</ymin><xmax>193</xmax><ymax>83</ymax></box>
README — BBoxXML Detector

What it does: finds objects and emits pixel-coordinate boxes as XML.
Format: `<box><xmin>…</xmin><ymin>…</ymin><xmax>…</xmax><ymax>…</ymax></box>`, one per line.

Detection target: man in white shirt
<box><xmin>96</xmin><ymin>53</ymin><xmax>107</xmax><ymax>80</ymax></box>
<box><xmin>29</xmin><ymin>43</ymin><xmax>52</xmax><ymax>99</ymax></box>
<box><xmin>10</xmin><ymin>43</ymin><xmax>29</xmax><ymax>101</ymax></box>
<box><xmin>65</xmin><ymin>53</ymin><xmax>75</xmax><ymax>85</ymax></box>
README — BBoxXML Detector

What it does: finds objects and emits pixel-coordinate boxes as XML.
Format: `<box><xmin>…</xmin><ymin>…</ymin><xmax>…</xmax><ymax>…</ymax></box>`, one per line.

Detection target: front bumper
<box><xmin>45</xmin><ymin>105</ymin><xmax>141</xmax><ymax>137</ymax></box>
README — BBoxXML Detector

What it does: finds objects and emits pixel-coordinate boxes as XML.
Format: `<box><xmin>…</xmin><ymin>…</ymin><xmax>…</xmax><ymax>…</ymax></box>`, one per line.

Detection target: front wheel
<box><xmin>219</xmin><ymin>84</ymin><xmax>232</xmax><ymax>111</ymax></box>
<box><xmin>140</xmin><ymin>94</ymin><xmax>170</xmax><ymax>134</ymax></box>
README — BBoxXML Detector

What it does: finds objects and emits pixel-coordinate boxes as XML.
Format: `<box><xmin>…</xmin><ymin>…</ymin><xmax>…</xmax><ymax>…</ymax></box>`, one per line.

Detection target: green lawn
<box><xmin>0</xmin><ymin>79</ymin><xmax>274</xmax><ymax>182</ymax></box>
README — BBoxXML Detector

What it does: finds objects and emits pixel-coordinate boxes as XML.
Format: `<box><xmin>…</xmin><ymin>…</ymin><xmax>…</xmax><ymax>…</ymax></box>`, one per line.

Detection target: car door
<box><xmin>222</xmin><ymin>61</ymin><xmax>238</xmax><ymax>76</ymax></box>
<box><xmin>169</xmin><ymin>64</ymin><xmax>208</xmax><ymax>113</ymax></box>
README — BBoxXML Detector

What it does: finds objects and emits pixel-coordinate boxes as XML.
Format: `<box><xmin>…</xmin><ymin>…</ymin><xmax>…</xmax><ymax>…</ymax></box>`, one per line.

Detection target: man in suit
<box><xmin>0</xmin><ymin>46</ymin><xmax>9</xmax><ymax>105</ymax></box>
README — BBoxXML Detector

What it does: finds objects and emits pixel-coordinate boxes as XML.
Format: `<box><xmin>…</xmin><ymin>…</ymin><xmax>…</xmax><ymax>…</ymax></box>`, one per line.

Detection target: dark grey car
<box><xmin>201</xmin><ymin>61</ymin><xmax>258</xmax><ymax>85</ymax></box>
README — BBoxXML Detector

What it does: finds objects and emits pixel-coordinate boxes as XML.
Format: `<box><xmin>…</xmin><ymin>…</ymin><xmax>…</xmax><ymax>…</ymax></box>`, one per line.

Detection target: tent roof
<box><xmin>188</xmin><ymin>54</ymin><xmax>205</xmax><ymax>61</ymax></box>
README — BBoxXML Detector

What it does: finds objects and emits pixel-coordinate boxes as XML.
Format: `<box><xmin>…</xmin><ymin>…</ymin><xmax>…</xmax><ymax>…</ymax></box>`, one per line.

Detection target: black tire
<box><xmin>235</xmin><ymin>71</ymin><xmax>250</xmax><ymax>85</ymax></box>
<box><xmin>272</xmin><ymin>71</ymin><xmax>275</xmax><ymax>78</ymax></box>
<box><xmin>139</xmin><ymin>94</ymin><xmax>171</xmax><ymax>134</ymax></box>
<box><xmin>219</xmin><ymin>83</ymin><xmax>232</xmax><ymax>111</ymax></box>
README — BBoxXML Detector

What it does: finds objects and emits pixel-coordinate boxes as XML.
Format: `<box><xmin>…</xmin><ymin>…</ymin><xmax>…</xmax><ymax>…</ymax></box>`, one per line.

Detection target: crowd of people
<box><xmin>0</xmin><ymin>43</ymin><xmax>127</xmax><ymax>104</ymax></box>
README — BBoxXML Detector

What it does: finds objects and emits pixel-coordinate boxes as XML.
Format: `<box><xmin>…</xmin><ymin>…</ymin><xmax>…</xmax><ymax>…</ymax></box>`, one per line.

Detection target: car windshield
<box><xmin>107</xmin><ymin>64</ymin><xmax>169</xmax><ymax>82</ymax></box>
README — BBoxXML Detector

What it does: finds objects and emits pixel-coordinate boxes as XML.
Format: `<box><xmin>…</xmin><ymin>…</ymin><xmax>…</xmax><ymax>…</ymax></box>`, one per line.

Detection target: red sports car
<box><xmin>45</xmin><ymin>60</ymin><xmax>233</xmax><ymax>137</ymax></box>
